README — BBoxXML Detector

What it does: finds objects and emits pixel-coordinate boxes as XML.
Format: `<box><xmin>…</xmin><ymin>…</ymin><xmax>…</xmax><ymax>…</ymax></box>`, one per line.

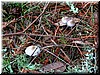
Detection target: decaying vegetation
<box><xmin>2</xmin><ymin>1</ymin><xmax>99</xmax><ymax>74</ymax></box>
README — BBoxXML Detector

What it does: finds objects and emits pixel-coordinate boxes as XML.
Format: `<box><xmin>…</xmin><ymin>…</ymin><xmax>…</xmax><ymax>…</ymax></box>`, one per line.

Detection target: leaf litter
<box><xmin>2</xmin><ymin>1</ymin><xmax>98</xmax><ymax>74</ymax></box>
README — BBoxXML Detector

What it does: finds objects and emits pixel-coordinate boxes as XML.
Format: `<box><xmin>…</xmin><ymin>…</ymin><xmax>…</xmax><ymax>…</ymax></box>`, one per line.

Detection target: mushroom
<box><xmin>25</xmin><ymin>45</ymin><xmax>41</xmax><ymax>56</ymax></box>
<box><xmin>55</xmin><ymin>16</ymin><xmax>80</xmax><ymax>28</ymax></box>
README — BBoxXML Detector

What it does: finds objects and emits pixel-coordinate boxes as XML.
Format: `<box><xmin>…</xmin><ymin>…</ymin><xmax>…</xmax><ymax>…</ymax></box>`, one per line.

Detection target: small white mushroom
<box><xmin>25</xmin><ymin>45</ymin><xmax>41</xmax><ymax>56</ymax></box>
<box><xmin>67</xmin><ymin>19</ymin><xmax>75</xmax><ymax>27</ymax></box>
<box><xmin>55</xmin><ymin>16</ymin><xmax>80</xmax><ymax>27</ymax></box>
<box><xmin>61</xmin><ymin>16</ymin><xmax>69</xmax><ymax>24</ymax></box>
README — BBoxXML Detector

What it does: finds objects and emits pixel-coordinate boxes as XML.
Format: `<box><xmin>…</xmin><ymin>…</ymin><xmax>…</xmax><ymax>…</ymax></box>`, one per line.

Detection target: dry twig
<box><xmin>23</xmin><ymin>2</ymin><xmax>50</xmax><ymax>32</ymax></box>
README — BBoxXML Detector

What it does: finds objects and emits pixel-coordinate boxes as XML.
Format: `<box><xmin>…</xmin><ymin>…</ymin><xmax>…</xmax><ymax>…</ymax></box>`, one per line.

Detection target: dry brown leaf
<box><xmin>54</xmin><ymin>48</ymin><xmax>60</xmax><ymax>55</ymax></box>
<box><xmin>40</xmin><ymin>61</ymin><xmax>66</xmax><ymax>73</ymax></box>
<box><xmin>43</xmin><ymin>58</ymin><xmax>49</xmax><ymax>65</ymax></box>
<box><xmin>21</xmin><ymin>68</ymin><xmax>41</xmax><ymax>74</ymax></box>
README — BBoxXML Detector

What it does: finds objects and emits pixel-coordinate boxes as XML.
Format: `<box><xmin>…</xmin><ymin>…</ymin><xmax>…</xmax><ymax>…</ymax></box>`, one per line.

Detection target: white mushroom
<box><xmin>25</xmin><ymin>45</ymin><xmax>41</xmax><ymax>56</ymax></box>
<box><xmin>55</xmin><ymin>16</ymin><xmax>80</xmax><ymax>27</ymax></box>
<box><xmin>61</xmin><ymin>16</ymin><xmax>69</xmax><ymax>24</ymax></box>
<box><xmin>67</xmin><ymin>19</ymin><xmax>75</xmax><ymax>27</ymax></box>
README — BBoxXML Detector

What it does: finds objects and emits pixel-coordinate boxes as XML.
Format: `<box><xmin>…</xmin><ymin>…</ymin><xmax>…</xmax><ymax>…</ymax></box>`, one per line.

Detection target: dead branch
<box><xmin>3</xmin><ymin>32</ymin><xmax>97</xmax><ymax>40</ymax></box>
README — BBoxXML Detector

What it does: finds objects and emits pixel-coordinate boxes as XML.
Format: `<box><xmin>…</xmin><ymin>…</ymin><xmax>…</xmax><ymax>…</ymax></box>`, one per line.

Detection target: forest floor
<box><xmin>2</xmin><ymin>1</ymin><xmax>99</xmax><ymax>74</ymax></box>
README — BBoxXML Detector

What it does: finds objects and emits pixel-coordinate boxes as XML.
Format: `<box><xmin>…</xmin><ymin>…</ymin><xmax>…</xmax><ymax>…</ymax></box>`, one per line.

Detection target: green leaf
<box><xmin>66</xmin><ymin>2</ymin><xmax>78</xmax><ymax>13</ymax></box>
<box><xmin>8</xmin><ymin>65</ymin><xmax>13</xmax><ymax>73</ymax></box>
<box><xmin>70</xmin><ymin>4</ymin><xmax>78</xmax><ymax>13</ymax></box>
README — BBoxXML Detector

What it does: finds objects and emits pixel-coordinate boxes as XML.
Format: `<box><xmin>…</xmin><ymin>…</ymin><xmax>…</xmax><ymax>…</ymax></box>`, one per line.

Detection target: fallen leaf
<box><xmin>39</xmin><ymin>61</ymin><xmax>66</xmax><ymax>73</ymax></box>
<box><xmin>54</xmin><ymin>48</ymin><xmax>60</xmax><ymax>55</ymax></box>
<box><xmin>43</xmin><ymin>58</ymin><xmax>49</xmax><ymax>65</ymax></box>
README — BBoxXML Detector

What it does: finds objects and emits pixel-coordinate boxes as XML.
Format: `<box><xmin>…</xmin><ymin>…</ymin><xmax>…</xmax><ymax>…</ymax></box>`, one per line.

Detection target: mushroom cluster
<box><xmin>55</xmin><ymin>16</ymin><xmax>80</xmax><ymax>28</ymax></box>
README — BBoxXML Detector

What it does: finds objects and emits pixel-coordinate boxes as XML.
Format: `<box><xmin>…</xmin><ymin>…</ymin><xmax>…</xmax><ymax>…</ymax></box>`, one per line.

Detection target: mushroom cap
<box><xmin>61</xmin><ymin>16</ymin><xmax>69</xmax><ymax>24</ymax></box>
<box><xmin>25</xmin><ymin>45</ymin><xmax>41</xmax><ymax>56</ymax></box>
<box><xmin>67</xmin><ymin>19</ymin><xmax>75</xmax><ymax>27</ymax></box>
<box><xmin>55</xmin><ymin>16</ymin><xmax>80</xmax><ymax>27</ymax></box>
